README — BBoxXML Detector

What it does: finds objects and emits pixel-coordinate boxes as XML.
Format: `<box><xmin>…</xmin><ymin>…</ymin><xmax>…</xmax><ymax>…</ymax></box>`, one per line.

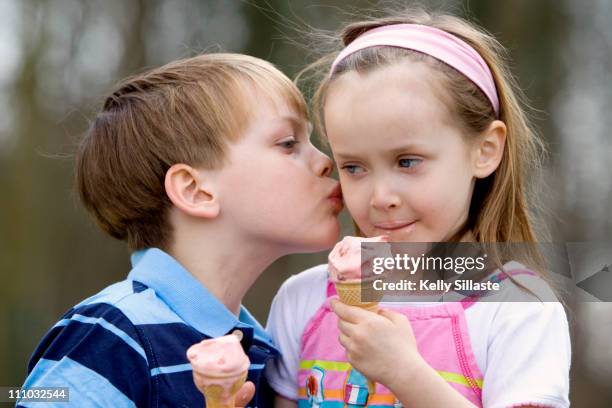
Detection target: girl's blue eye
<box><xmin>342</xmin><ymin>165</ymin><xmax>365</xmax><ymax>174</ymax></box>
<box><xmin>398</xmin><ymin>158</ymin><xmax>422</xmax><ymax>168</ymax></box>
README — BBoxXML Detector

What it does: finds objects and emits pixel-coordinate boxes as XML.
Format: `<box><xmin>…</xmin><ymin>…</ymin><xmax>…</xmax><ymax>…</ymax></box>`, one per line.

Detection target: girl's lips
<box><xmin>373</xmin><ymin>221</ymin><xmax>416</xmax><ymax>231</ymax></box>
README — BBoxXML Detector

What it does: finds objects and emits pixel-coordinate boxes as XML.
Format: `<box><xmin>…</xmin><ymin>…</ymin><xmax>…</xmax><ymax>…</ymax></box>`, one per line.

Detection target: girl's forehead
<box><xmin>325</xmin><ymin>62</ymin><xmax>452</xmax><ymax>123</ymax></box>
<box><xmin>329</xmin><ymin>61</ymin><xmax>447</xmax><ymax>99</ymax></box>
<box><xmin>323</xmin><ymin>64</ymin><xmax>473</xmax><ymax>160</ymax></box>
<box><xmin>325</xmin><ymin>65</ymin><xmax>456</xmax><ymax>141</ymax></box>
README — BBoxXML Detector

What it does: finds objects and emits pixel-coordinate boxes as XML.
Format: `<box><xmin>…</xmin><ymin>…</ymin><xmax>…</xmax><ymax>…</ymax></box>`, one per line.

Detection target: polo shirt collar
<box><xmin>127</xmin><ymin>248</ymin><xmax>272</xmax><ymax>347</ymax></box>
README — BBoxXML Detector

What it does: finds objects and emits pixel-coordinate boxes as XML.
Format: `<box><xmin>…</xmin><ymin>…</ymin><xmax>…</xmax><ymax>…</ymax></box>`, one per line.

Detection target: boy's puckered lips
<box><xmin>327</xmin><ymin>184</ymin><xmax>344</xmax><ymax>213</ymax></box>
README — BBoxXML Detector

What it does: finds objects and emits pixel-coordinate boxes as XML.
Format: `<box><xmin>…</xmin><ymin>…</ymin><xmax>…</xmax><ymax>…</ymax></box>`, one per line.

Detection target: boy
<box><xmin>19</xmin><ymin>54</ymin><xmax>343</xmax><ymax>407</ymax></box>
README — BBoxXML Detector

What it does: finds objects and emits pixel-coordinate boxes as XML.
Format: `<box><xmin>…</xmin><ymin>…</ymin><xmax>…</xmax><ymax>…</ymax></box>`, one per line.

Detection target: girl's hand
<box><xmin>331</xmin><ymin>300</ymin><xmax>483</xmax><ymax>408</ymax></box>
<box><xmin>330</xmin><ymin>299</ymin><xmax>424</xmax><ymax>386</ymax></box>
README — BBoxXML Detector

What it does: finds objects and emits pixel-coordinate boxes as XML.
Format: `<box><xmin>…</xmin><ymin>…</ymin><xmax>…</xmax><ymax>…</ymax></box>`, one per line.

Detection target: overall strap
<box><xmin>489</xmin><ymin>268</ymin><xmax>537</xmax><ymax>283</ymax></box>
<box><xmin>460</xmin><ymin>297</ymin><xmax>478</xmax><ymax>310</ymax></box>
<box><xmin>460</xmin><ymin>268</ymin><xmax>538</xmax><ymax>309</ymax></box>
<box><xmin>326</xmin><ymin>280</ymin><xmax>337</xmax><ymax>297</ymax></box>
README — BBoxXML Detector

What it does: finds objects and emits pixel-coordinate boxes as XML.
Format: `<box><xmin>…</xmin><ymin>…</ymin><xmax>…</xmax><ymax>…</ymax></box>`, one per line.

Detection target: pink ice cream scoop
<box><xmin>328</xmin><ymin>235</ymin><xmax>391</xmax><ymax>282</ymax></box>
<box><xmin>187</xmin><ymin>335</ymin><xmax>250</xmax><ymax>407</ymax></box>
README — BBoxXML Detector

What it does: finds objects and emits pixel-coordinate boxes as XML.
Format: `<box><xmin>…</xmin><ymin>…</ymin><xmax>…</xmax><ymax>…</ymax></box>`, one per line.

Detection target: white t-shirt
<box><xmin>265</xmin><ymin>262</ymin><xmax>571</xmax><ymax>408</ymax></box>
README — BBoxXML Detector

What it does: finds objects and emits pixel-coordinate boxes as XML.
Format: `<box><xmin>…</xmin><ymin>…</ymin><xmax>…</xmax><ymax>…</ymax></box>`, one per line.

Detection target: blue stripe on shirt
<box><xmin>72</xmin><ymin>280</ymin><xmax>134</xmax><ymax>309</ymax></box>
<box><xmin>54</xmin><ymin>314</ymin><xmax>147</xmax><ymax>360</ymax></box>
<box><xmin>29</xmin><ymin>309</ymin><xmax>150</xmax><ymax>406</ymax></box>
<box><xmin>115</xmin><ymin>286</ymin><xmax>184</xmax><ymax>325</ymax></box>
<box><xmin>30</xmin><ymin>302</ymin><xmax>145</xmax><ymax>371</ymax></box>
<box><xmin>62</xmin><ymin>300</ymin><xmax>153</xmax><ymax>341</ymax></box>
<box><xmin>150</xmin><ymin>363</ymin><xmax>193</xmax><ymax>377</ymax></box>
<box><xmin>20</xmin><ymin>357</ymin><xmax>137</xmax><ymax>407</ymax></box>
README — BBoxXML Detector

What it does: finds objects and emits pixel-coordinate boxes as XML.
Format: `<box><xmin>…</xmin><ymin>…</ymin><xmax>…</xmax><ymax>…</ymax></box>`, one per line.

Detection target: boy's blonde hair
<box><xmin>76</xmin><ymin>53</ymin><xmax>308</xmax><ymax>251</ymax></box>
<box><xmin>302</xmin><ymin>7</ymin><xmax>547</xmax><ymax>273</ymax></box>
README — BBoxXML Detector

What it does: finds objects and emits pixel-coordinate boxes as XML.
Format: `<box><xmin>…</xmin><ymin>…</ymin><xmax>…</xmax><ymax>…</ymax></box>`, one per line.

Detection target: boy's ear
<box><xmin>164</xmin><ymin>164</ymin><xmax>220</xmax><ymax>219</ymax></box>
<box><xmin>472</xmin><ymin>120</ymin><xmax>507</xmax><ymax>179</ymax></box>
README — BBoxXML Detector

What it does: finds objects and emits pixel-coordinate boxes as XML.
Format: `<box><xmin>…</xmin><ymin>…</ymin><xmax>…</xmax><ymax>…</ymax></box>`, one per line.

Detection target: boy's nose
<box><xmin>313</xmin><ymin>150</ymin><xmax>333</xmax><ymax>177</ymax></box>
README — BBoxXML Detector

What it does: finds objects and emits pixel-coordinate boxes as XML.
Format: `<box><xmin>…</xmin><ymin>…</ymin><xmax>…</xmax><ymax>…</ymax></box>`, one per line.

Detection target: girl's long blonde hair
<box><xmin>299</xmin><ymin>7</ymin><xmax>549</xmax><ymax>276</ymax></box>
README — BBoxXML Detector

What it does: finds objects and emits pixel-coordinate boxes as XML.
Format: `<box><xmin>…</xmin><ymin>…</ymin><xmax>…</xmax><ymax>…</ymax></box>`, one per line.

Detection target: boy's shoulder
<box><xmin>73</xmin><ymin>278</ymin><xmax>183</xmax><ymax>326</ymax></box>
<box><xmin>22</xmin><ymin>279</ymin><xmax>160</xmax><ymax>406</ymax></box>
<box><xmin>23</xmin><ymin>276</ymin><xmax>203</xmax><ymax>406</ymax></box>
<box><xmin>28</xmin><ymin>278</ymin><xmax>183</xmax><ymax>370</ymax></box>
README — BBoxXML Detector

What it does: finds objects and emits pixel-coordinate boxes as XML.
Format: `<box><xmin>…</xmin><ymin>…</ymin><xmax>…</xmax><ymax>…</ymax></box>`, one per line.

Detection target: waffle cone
<box><xmin>200</xmin><ymin>371</ymin><xmax>247</xmax><ymax>408</ymax></box>
<box><xmin>334</xmin><ymin>280</ymin><xmax>379</xmax><ymax>311</ymax></box>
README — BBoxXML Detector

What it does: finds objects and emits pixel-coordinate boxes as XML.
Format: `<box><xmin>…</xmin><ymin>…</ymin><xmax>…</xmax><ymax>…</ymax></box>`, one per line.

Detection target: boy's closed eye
<box><xmin>277</xmin><ymin>136</ymin><xmax>300</xmax><ymax>150</ymax></box>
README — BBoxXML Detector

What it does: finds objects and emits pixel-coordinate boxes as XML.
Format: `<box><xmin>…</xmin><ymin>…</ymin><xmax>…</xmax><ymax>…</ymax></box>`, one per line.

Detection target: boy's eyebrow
<box><xmin>272</xmin><ymin>115</ymin><xmax>310</xmax><ymax>135</ymax></box>
<box><xmin>282</xmin><ymin>115</ymin><xmax>309</xmax><ymax>131</ymax></box>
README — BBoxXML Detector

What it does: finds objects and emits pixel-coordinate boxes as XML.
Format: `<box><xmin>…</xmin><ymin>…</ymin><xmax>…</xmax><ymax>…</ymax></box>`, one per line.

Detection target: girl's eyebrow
<box><xmin>385</xmin><ymin>143</ymin><xmax>431</xmax><ymax>155</ymax></box>
<box><xmin>333</xmin><ymin>151</ymin><xmax>363</xmax><ymax>161</ymax></box>
<box><xmin>334</xmin><ymin>143</ymin><xmax>431</xmax><ymax>160</ymax></box>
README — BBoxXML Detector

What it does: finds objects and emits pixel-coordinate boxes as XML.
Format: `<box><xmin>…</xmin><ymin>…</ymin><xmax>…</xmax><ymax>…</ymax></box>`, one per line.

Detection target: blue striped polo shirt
<box><xmin>19</xmin><ymin>248</ymin><xmax>279</xmax><ymax>407</ymax></box>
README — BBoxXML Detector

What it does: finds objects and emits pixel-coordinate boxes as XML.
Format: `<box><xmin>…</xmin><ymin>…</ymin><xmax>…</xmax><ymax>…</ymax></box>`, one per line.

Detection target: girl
<box><xmin>266</xmin><ymin>8</ymin><xmax>570</xmax><ymax>408</ymax></box>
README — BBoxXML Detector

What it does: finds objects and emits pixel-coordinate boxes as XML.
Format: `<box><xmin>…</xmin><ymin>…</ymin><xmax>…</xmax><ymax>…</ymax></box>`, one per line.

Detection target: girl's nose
<box><xmin>312</xmin><ymin>149</ymin><xmax>333</xmax><ymax>177</ymax></box>
<box><xmin>370</xmin><ymin>182</ymin><xmax>401</xmax><ymax>211</ymax></box>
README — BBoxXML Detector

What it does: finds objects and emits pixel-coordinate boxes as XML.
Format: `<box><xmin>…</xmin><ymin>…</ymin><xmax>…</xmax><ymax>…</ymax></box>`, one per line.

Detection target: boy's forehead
<box><xmin>242</xmin><ymin>85</ymin><xmax>309</xmax><ymax>126</ymax></box>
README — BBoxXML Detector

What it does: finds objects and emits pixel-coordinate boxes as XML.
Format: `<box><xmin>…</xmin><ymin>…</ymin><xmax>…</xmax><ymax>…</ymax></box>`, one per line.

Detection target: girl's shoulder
<box><xmin>466</xmin><ymin>261</ymin><xmax>570</xmax><ymax>346</ymax></box>
<box><xmin>481</xmin><ymin>261</ymin><xmax>563</xmax><ymax>303</ymax></box>
<box><xmin>461</xmin><ymin>261</ymin><xmax>569</xmax><ymax>338</ymax></box>
<box><xmin>280</xmin><ymin>263</ymin><xmax>329</xmax><ymax>293</ymax></box>
<box><xmin>272</xmin><ymin>263</ymin><xmax>329</xmax><ymax>313</ymax></box>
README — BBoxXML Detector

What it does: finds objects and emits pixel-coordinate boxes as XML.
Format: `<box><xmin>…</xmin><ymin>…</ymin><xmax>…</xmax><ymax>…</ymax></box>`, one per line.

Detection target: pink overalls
<box><xmin>298</xmin><ymin>269</ymin><xmax>536</xmax><ymax>407</ymax></box>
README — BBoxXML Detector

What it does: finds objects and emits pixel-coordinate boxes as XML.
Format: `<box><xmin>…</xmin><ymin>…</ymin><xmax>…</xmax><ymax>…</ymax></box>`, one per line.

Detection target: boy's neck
<box><xmin>167</xmin><ymin>228</ymin><xmax>280</xmax><ymax>316</ymax></box>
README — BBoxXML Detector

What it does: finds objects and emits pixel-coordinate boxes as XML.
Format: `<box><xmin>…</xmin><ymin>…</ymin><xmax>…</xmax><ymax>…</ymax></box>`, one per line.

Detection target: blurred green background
<box><xmin>0</xmin><ymin>1</ymin><xmax>611</xmax><ymax>406</ymax></box>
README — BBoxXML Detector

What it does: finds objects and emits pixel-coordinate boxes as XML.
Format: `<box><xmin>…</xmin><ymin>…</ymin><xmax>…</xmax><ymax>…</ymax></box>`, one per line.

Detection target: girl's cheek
<box><xmin>339</xmin><ymin>182</ymin><xmax>356</xmax><ymax>201</ymax></box>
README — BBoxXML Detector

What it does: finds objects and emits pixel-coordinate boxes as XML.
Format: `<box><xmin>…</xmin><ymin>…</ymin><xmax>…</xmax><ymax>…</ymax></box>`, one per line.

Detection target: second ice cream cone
<box><xmin>187</xmin><ymin>335</ymin><xmax>250</xmax><ymax>408</ymax></box>
<box><xmin>200</xmin><ymin>371</ymin><xmax>247</xmax><ymax>408</ymax></box>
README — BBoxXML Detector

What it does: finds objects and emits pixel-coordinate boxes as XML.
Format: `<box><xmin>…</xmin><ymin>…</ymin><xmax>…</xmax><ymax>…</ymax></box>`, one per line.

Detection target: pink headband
<box><xmin>330</xmin><ymin>24</ymin><xmax>500</xmax><ymax>117</ymax></box>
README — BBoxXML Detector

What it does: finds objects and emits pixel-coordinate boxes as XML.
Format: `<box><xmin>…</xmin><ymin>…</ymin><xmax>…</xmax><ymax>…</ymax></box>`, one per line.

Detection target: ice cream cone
<box><xmin>187</xmin><ymin>335</ymin><xmax>250</xmax><ymax>408</ymax></box>
<box><xmin>328</xmin><ymin>235</ymin><xmax>390</xmax><ymax>310</ymax></box>
<box><xmin>199</xmin><ymin>371</ymin><xmax>247</xmax><ymax>408</ymax></box>
<box><xmin>328</xmin><ymin>236</ymin><xmax>393</xmax><ymax>400</ymax></box>
<box><xmin>334</xmin><ymin>279</ymin><xmax>379</xmax><ymax>311</ymax></box>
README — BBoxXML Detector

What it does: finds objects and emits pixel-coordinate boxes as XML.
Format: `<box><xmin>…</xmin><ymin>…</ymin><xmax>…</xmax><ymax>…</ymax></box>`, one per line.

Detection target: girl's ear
<box><xmin>164</xmin><ymin>164</ymin><xmax>220</xmax><ymax>219</ymax></box>
<box><xmin>472</xmin><ymin>120</ymin><xmax>507</xmax><ymax>178</ymax></box>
